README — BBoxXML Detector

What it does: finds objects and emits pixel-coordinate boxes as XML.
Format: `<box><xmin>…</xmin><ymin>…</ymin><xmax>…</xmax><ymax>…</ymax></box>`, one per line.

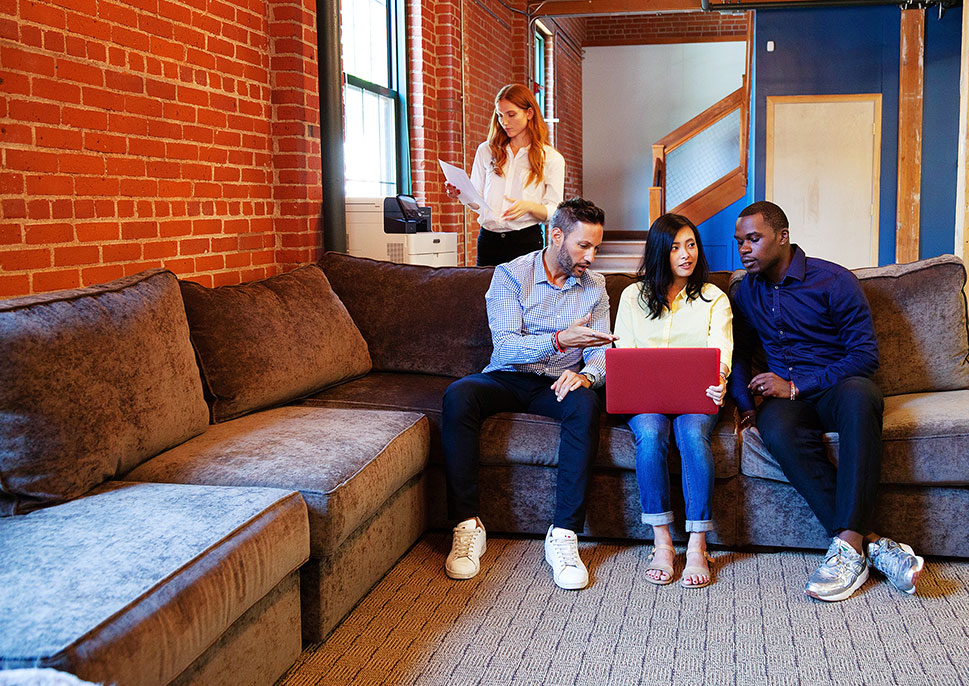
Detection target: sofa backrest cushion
<box><xmin>855</xmin><ymin>254</ymin><xmax>969</xmax><ymax>395</ymax></box>
<box><xmin>179</xmin><ymin>264</ymin><xmax>372</xmax><ymax>422</ymax></box>
<box><xmin>0</xmin><ymin>269</ymin><xmax>209</xmax><ymax>515</ymax></box>
<box><xmin>320</xmin><ymin>252</ymin><xmax>495</xmax><ymax>377</ymax></box>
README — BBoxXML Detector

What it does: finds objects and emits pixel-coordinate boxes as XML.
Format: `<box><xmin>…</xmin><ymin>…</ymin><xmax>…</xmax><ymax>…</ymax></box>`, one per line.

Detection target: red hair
<box><xmin>487</xmin><ymin>83</ymin><xmax>552</xmax><ymax>188</ymax></box>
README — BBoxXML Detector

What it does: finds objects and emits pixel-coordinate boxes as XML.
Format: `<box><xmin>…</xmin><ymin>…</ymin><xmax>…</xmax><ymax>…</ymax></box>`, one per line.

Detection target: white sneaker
<box><xmin>445</xmin><ymin>518</ymin><xmax>486</xmax><ymax>579</ymax></box>
<box><xmin>544</xmin><ymin>525</ymin><xmax>588</xmax><ymax>590</ymax></box>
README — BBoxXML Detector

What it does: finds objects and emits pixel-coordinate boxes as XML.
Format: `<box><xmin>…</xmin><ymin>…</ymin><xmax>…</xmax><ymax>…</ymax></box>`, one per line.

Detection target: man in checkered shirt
<box><xmin>441</xmin><ymin>198</ymin><xmax>617</xmax><ymax>590</ymax></box>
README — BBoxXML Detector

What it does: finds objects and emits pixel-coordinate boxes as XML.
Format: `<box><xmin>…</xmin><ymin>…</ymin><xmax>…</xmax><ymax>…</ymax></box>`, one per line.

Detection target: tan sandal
<box><xmin>681</xmin><ymin>547</ymin><xmax>713</xmax><ymax>588</ymax></box>
<box><xmin>645</xmin><ymin>543</ymin><xmax>676</xmax><ymax>585</ymax></box>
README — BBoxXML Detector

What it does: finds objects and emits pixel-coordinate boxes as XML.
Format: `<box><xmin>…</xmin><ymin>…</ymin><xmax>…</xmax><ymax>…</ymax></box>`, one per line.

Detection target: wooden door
<box><xmin>766</xmin><ymin>95</ymin><xmax>881</xmax><ymax>268</ymax></box>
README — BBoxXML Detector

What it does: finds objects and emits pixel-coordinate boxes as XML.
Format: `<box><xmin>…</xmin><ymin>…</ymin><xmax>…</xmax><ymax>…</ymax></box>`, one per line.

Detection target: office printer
<box><xmin>384</xmin><ymin>194</ymin><xmax>431</xmax><ymax>233</ymax></box>
<box><xmin>345</xmin><ymin>195</ymin><xmax>457</xmax><ymax>266</ymax></box>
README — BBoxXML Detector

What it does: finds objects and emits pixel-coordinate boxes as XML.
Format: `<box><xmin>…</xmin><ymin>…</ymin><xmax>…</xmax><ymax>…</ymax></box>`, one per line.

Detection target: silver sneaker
<box><xmin>867</xmin><ymin>537</ymin><xmax>924</xmax><ymax>595</ymax></box>
<box><xmin>804</xmin><ymin>537</ymin><xmax>869</xmax><ymax>602</ymax></box>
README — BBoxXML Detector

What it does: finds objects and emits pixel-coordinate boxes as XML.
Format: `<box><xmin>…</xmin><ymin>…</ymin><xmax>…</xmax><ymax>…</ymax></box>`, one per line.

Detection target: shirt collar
<box><xmin>753</xmin><ymin>244</ymin><xmax>807</xmax><ymax>286</ymax></box>
<box><xmin>784</xmin><ymin>245</ymin><xmax>807</xmax><ymax>283</ymax></box>
<box><xmin>534</xmin><ymin>249</ymin><xmax>581</xmax><ymax>290</ymax></box>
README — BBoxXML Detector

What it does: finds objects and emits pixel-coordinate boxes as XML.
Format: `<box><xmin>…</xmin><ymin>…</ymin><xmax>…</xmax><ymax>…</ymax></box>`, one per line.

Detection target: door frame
<box><xmin>766</xmin><ymin>93</ymin><xmax>882</xmax><ymax>267</ymax></box>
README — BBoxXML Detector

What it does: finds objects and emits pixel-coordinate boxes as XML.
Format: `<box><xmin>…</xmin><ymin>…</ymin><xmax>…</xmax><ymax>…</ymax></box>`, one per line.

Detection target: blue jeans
<box><xmin>627</xmin><ymin>412</ymin><xmax>718</xmax><ymax>532</ymax></box>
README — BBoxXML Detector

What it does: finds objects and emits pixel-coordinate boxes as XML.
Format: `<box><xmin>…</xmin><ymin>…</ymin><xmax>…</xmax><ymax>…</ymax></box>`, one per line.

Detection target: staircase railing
<box><xmin>649</xmin><ymin>82</ymin><xmax>748</xmax><ymax>226</ymax></box>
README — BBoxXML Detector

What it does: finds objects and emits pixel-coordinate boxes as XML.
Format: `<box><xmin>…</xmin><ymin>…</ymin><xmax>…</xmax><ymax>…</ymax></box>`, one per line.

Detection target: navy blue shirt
<box><xmin>728</xmin><ymin>245</ymin><xmax>879</xmax><ymax>413</ymax></box>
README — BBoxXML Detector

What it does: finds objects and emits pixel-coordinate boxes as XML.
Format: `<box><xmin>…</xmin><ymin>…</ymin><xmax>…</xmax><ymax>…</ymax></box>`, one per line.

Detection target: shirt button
<box><xmin>788</xmin><ymin>367</ymin><xmax>793</xmax><ymax>371</ymax></box>
<box><xmin>780</xmin><ymin>330</ymin><xmax>784</xmax><ymax>335</ymax></box>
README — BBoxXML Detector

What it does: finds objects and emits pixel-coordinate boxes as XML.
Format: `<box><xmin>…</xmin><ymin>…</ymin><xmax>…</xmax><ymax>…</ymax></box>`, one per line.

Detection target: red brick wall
<box><xmin>0</xmin><ymin>0</ymin><xmax>322</xmax><ymax>297</ymax></box>
<box><xmin>585</xmin><ymin>11</ymin><xmax>748</xmax><ymax>46</ymax></box>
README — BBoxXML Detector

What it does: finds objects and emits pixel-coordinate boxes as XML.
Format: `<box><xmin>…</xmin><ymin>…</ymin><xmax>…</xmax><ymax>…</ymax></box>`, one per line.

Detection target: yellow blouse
<box><xmin>613</xmin><ymin>281</ymin><xmax>734</xmax><ymax>378</ymax></box>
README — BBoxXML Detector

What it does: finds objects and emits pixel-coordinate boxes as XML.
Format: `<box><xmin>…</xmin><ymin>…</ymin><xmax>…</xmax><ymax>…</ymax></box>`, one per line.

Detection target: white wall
<box><xmin>582</xmin><ymin>42</ymin><xmax>746</xmax><ymax>231</ymax></box>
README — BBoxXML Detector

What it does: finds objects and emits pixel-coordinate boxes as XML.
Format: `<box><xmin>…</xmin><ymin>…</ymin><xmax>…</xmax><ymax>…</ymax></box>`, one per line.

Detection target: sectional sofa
<box><xmin>1</xmin><ymin>251</ymin><xmax>966</xmax><ymax>685</ymax></box>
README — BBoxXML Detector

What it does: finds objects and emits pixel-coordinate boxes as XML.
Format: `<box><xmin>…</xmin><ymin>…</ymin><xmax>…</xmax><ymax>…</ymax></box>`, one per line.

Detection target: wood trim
<box><xmin>649</xmin><ymin>186</ymin><xmax>664</xmax><ymax>226</ymax></box>
<box><xmin>958</xmin><ymin>0</ymin><xmax>969</xmax><ymax>268</ymax></box>
<box><xmin>656</xmin><ymin>87</ymin><xmax>743</xmax><ymax>150</ymax></box>
<box><xmin>527</xmin><ymin>0</ymin><xmax>702</xmax><ymax>16</ymax></box>
<box><xmin>670</xmin><ymin>167</ymin><xmax>746</xmax><ymax>226</ymax></box>
<box><xmin>896</xmin><ymin>9</ymin><xmax>925</xmax><ymax>264</ymax></box>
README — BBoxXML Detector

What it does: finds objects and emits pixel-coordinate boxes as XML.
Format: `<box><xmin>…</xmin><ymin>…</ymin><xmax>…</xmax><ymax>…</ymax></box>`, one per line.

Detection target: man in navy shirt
<box><xmin>729</xmin><ymin>201</ymin><xmax>924</xmax><ymax>602</ymax></box>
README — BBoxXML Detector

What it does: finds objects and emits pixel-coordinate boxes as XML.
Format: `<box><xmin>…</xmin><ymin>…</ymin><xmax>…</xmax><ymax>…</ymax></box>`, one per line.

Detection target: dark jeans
<box><xmin>476</xmin><ymin>224</ymin><xmax>544</xmax><ymax>266</ymax></box>
<box><xmin>756</xmin><ymin>376</ymin><xmax>883</xmax><ymax>537</ymax></box>
<box><xmin>442</xmin><ymin>371</ymin><xmax>602</xmax><ymax>532</ymax></box>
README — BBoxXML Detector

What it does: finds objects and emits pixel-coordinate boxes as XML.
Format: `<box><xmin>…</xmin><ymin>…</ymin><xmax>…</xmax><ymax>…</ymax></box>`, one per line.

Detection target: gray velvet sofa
<box><xmin>309</xmin><ymin>251</ymin><xmax>969</xmax><ymax>556</ymax></box>
<box><xmin>2</xmin><ymin>250</ymin><xmax>966</xmax><ymax>685</ymax></box>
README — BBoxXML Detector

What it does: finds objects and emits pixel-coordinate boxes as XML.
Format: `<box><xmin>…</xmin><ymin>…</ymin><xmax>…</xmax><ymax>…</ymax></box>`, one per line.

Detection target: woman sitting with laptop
<box><xmin>613</xmin><ymin>213</ymin><xmax>733</xmax><ymax>588</ymax></box>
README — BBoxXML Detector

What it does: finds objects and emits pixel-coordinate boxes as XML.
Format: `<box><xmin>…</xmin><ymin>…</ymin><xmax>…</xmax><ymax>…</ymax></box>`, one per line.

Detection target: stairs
<box><xmin>594</xmin><ymin>235</ymin><xmax>644</xmax><ymax>274</ymax></box>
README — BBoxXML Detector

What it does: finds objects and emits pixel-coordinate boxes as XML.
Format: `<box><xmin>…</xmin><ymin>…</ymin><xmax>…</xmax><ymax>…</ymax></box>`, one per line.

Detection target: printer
<box><xmin>345</xmin><ymin>195</ymin><xmax>458</xmax><ymax>267</ymax></box>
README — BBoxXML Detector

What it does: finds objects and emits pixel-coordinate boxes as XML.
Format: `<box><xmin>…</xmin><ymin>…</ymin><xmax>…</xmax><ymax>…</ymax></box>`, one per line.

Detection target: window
<box><xmin>341</xmin><ymin>0</ymin><xmax>409</xmax><ymax>197</ymax></box>
<box><xmin>533</xmin><ymin>30</ymin><xmax>546</xmax><ymax>115</ymax></box>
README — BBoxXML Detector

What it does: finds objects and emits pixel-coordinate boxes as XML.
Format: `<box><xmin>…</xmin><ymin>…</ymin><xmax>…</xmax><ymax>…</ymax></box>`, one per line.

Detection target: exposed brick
<box><xmin>0</xmin><ymin>247</ymin><xmax>50</xmax><ymax>270</ymax></box>
<box><xmin>54</xmin><ymin>244</ymin><xmax>99</xmax><ymax>266</ymax></box>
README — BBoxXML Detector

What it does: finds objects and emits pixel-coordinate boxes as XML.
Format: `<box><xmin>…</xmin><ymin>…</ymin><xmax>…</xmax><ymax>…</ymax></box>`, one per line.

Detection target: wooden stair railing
<box><xmin>649</xmin><ymin>82</ymin><xmax>749</xmax><ymax>227</ymax></box>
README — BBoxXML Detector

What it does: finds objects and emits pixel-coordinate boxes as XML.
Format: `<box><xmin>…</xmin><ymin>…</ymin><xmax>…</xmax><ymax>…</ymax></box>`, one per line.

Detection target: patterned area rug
<box><xmin>277</xmin><ymin>534</ymin><xmax>969</xmax><ymax>685</ymax></box>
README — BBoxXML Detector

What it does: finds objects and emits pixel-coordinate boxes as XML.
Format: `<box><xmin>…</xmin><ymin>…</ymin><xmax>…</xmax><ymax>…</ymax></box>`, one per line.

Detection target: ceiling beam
<box><xmin>528</xmin><ymin>1</ymin><xmax>704</xmax><ymax>16</ymax></box>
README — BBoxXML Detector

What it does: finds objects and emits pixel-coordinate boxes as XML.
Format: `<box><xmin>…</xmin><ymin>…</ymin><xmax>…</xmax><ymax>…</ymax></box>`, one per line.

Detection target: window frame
<box><xmin>342</xmin><ymin>0</ymin><xmax>411</xmax><ymax>196</ymax></box>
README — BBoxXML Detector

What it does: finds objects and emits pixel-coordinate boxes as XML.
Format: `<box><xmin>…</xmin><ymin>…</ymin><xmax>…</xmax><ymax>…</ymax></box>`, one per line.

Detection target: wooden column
<box><xmin>957</xmin><ymin>2</ymin><xmax>969</xmax><ymax>268</ymax></box>
<box><xmin>896</xmin><ymin>9</ymin><xmax>924</xmax><ymax>264</ymax></box>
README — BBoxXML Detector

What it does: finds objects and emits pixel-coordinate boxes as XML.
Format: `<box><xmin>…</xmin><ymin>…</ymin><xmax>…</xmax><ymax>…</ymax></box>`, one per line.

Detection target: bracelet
<box><xmin>554</xmin><ymin>330</ymin><xmax>565</xmax><ymax>353</ymax></box>
<box><xmin>789</xmin><ymin>380</ymin><xmax>796</xmax><ymax>401</ymax></box>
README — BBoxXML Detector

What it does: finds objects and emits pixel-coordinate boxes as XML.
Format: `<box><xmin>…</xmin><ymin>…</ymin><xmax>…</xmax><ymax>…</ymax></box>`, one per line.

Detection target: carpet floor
<box><xmin>277</xmin><ymin>534</ymin><xmax>969</xmax><ymax>685</ymax></box>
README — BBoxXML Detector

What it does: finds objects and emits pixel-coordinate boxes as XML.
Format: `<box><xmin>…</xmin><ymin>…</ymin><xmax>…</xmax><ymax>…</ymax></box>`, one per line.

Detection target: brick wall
<box><xmin>585</xmin><ymin>11</ymin><xmax>748</xmax><ymax>46</ymax></box>
<box><xmin>0</xmin><ymin>0</ymin><xmax>322</xmax><ymax>297</ymax></box>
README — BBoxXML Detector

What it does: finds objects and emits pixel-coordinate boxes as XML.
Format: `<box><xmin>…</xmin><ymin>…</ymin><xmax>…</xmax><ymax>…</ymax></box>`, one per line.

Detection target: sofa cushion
<box><xmin>303</xmin><ymin>372</ymin><xmax>740</xmax><ymax>478</ymax></box>
<box><xmin>740</xmin><ymin>389</ymin><xmax>969</xmax><ymax>486</ymax></box>
<box><xmin>179</xmin><ymin>265</ymin><xmax>372</xmax><ymax>423</ymax></box>
<box><xmin>855</xmin><ymin>255</ymin><xmax>969</xmax><ymax>396</ymax></box>
<box><xmin>0</xmin><ymin>482</ymin><xmax>308</xmax><ymax>685</ymax></box>
<box><xmin>125</xmin><ymin>405</ymin><xmax>429</xmax><ymax>557</ymax></box>
<box><xmin>0</xmin><ymin>269</ymin><xmax>209</xmax><ymax>515</ymax></box>
<box><xmin>320</xmin><ymin>252</ymin><xmax>495</xmax><ymax>377</ymax></box>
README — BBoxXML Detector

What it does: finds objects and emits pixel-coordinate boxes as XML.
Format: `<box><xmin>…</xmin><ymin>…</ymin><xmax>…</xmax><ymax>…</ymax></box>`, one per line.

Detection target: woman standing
<box><xmin>446</xmin><ymin>83</ymin><xmax>565</xmax><ymax>266</ymax></box>
<box><xmin>613</xmin><ymin>214</ymin><xmax>733</xmax><ymax>588</ymax></box>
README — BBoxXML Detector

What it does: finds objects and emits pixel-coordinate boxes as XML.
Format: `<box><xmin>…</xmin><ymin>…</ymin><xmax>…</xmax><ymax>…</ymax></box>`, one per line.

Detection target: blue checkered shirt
<box><xmin>482</xmin><ymin>249</ymin><xmax>610</xmax><ymax>387</ymax></box>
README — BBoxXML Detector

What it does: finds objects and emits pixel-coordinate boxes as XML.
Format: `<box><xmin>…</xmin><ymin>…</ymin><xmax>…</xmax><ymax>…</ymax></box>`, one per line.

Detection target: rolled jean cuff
<box><xmin>685</xmin><ymin>519</ymin><xmax>713</xmax><ymax>533</ymax></box>
<box><xmin>641</xmin><ymin>511</ymin><xmax>674</xmax><ymax>526</ymax></box>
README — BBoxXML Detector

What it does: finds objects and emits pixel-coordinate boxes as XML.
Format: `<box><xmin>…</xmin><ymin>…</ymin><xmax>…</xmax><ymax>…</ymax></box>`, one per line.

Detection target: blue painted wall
<box><xmin>701</xmin><ymin>7</ymin><xmax>963</xmax><ymax>269</ymax></box>
<box><xmin>921</xmin><ymin>7</ymin><xmax>962</xmax><ymax>258</ymax></box>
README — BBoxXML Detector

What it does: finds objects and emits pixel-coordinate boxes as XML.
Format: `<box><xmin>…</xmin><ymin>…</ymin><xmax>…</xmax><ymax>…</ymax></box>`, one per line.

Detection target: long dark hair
<box><xmin>637</xmin><ymin>213</ymin><xmax>711</xmax><ymax>319</ymax></box>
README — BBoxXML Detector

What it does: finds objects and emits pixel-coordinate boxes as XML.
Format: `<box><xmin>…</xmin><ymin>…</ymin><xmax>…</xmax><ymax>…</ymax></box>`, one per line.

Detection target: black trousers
<box><xmin>441</xmin><ymin>371</ymin><xmax>602</xmax><ymax>532</ymax></box>
<box><xmin>756</xmin><ymin>376</ymin><xmax>883</xmax><ymax>536</ymax></box>
<box><xmin>476</xmin><ymin>224</ymin><xmax>544</xmax><ymax>266</ymax></box>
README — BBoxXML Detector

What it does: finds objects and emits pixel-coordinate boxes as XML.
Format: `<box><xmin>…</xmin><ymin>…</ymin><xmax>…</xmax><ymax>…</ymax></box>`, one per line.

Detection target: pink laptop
<box><xmin>605</xmin><ymin>347</ymin><xmax>721</xmax><ymax>415</ymax></box>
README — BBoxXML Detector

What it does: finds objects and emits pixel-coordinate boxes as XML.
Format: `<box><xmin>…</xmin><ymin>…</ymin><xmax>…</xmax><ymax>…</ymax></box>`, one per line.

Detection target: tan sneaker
<box><xmin>445</xmin><ymin>518</ymin><xmax>486</xmax><ymax>580</ymax></box>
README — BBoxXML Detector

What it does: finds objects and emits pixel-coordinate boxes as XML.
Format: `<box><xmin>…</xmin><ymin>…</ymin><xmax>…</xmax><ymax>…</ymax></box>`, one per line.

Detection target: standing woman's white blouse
<box><xmin>470</xmin><ymin>141</ymin><xmax>565</xmax><ymax>233</ymax></box>
<box><xmin>613</xmin><ymin>282</ymin><xmax>734</xmax><ymax>378</ymax></box>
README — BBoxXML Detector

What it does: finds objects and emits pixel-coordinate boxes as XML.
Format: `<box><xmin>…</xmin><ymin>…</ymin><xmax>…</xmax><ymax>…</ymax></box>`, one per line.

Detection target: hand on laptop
<box><xmin>705</xmin><ymin>375</ymin><xmax>726</xmax><ymax>406</ymax></box>
<box><xmin>557</xmin><ymin>314</ymin><xmax>618</xmax><ymax>349</ymax></box>
<box><xmin>551</xmin><ymin>369</ymin><xmax>591</xmax><ymax>402</ymax></box>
